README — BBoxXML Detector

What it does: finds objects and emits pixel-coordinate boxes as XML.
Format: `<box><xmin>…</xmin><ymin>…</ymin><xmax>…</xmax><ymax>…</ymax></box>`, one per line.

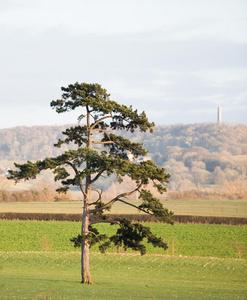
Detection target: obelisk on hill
<box><xmin>217</xmin><ymin>105</ymin><xmax>222</xmax><ymax>123</ymax></box>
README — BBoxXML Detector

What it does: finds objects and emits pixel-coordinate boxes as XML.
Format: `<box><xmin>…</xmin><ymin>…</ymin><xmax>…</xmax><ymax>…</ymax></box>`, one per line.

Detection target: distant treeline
<box><xmin>0</xmin><ymin>212</ymin><xmax>246</xmax><ymax>225</ymax></box>
<box><xmin>0</xmin><ymin>188</ymin><xmax>71</xmax><ymax>203</ymax></box>
<box><xmin>165</xmin><ymin>180</ymin><xmax>247</xmax><ymax>200</ymax></box>
<box><xmin>1</xmin><ymin>180</ymin><xmax>246</xmax><ymax>202</ymax></box>
<box><xmin>1</xmin><ymin>123</ymin><xmax>247</xmax><ymax>191</ymax></box>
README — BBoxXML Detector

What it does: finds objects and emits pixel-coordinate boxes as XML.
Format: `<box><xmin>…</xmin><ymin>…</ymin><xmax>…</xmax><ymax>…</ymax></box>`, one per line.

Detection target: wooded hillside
<box><xmin>1</xmin><ymin>123</ymin><xmax>247</xmax><ymax>192</ymax></box>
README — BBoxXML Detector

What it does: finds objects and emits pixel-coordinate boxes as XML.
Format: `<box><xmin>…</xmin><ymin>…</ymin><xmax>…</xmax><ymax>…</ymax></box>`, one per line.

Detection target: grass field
<box><xmin>0</xmin><ymin>252</ymin><xmax>246</xmax><ymax>299</ymax></box>
<box><xmin>0</xmin><ymin>220</ymin><xmax>246</xmax><ymax>299</ymax></box>
<box><xmin>1</xmin><ymin>199</ymin><xmax>247</xmax><ymax>217</ymax></box>
<box><xmin>1</xmin><ymin>220</ymin><xmax>247</xmax><ymax>259</ymax></box>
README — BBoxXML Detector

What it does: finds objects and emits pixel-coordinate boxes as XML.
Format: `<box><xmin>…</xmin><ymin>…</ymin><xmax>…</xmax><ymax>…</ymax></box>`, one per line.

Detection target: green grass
<box><xmin>1</xmin><ymin>221</ymin><xmax>246</xmax><ymax>259</ymax></box>
<box><xmin>0</xmin><ymin>220</ymin><xmax>246</xmax><ymax>299</ymax></box>
<box><xmin>1</xmin><ymin>199</ymin><xmax>247</xmax><ymax>217</ymax></box>
<box><xmin>0</xmin><ymin>252</ymin><xmax>246</xmax><ymax>300</ymax></box>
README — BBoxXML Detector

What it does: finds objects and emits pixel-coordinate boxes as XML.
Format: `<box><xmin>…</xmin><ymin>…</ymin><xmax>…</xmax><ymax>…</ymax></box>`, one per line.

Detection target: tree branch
<box><xmin>91</xmin><ymin>115</ymin><xmax>113</xmax><ymax>129</ymax></box>
<box><xmin>117</xmin><ymin>199</ymin><xmax>153</xmax><ymax>215</ymax></box>
<box><xmin>92</xmin><ymin>128</ymin><xmax>112</xmax><ymax>140</ymax></box>
<box><xmin>92</xmin><ymin>141</ymin><xmax>116</xmax><ymax>145</ymax></box>
<box><xmin>89</xmin><ymin>188</ymin><xmax>102</xmax><ymax>205</ymax></box>
<box><xmin>88</xmin><ymin>230</ymin><xmax>107</xmax><ymax>254</ymax></box>
<box><xmin>65</xmin><ymin>161</ymin><xmax>87</xmax><ymax>198</ymax></box>
<box><xmin>89</xmin><ymin>220</ymin><xmax>121</xmax><ymax>225</ymax></box>
<box><xmin>90</xmin><ymin>170</ymin><xmax>105</xmax><ymax>185</ymax></box>
<box><xmin>89</xmin><ymin>184</ymin><xmax>142</xmax><ymax>214</ymax></box>
<box><xmin>91</xmin><ymin>115</ymin><xmax>130</xmax><ymax>130</ymax></box>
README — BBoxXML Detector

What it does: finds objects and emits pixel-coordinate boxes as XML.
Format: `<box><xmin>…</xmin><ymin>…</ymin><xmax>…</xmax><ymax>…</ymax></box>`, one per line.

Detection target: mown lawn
<box><xmin>0</xmin><ymin>252</ymin><xmax>246</xmax><ymax>300</ymax></box>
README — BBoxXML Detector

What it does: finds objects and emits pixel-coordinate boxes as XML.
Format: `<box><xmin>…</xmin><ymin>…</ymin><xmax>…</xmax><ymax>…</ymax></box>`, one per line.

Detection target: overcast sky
<box><xmin>0</xmin><ymin>0</ymin><xmax>246</xmax><ymax>129</ymax></box>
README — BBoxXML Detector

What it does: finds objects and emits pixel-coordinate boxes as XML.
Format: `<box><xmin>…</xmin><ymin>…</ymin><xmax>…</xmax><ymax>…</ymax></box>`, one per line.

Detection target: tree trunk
<box><xmin>80</xmin><ymin>105</ymin><xmax>94</xmax><ymax>284</ymax></box>
<box><xmin>81</xmin><ymin>202</ymin><xmax>93</xmax><ymax>284</ymax></box>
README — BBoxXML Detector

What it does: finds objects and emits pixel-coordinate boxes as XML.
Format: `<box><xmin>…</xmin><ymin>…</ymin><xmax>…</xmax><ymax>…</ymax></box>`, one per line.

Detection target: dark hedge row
<box><xmin>0</xmin><ymin>212</ymin><xmax>246</xmax><ymax>225</ymax></box>
<box><xmin>172</xmin><ymin>215</ymin><xmax>247</xmax><ymax>225</ymax></box>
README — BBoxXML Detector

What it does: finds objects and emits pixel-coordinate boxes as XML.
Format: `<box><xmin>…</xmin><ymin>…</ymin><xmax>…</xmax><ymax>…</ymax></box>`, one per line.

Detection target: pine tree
<box><xmin>8</xmin><ymin>83</ymin><xmax>173</xmax><ymax>284</ymax></box>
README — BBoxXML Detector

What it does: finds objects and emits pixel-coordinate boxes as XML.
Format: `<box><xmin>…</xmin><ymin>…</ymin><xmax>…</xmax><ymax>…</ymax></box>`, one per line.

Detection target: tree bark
<box><xmin>81</xmin><ymin>202</ymin><xmax>93</xmax><ymax>284</ymax></box>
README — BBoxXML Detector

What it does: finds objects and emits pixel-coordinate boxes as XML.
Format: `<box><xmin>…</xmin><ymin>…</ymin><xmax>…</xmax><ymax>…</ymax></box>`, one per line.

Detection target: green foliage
<box><xmin>50</xmin><ymin>82</ymin><xmax>154</xmax><ymax>133</ymax></box>
<box><xmin>109</xmin><ymin>218</ymin><xmax>168</xmax><ymax>255</ymax></box>
<box><xmin>102</xmin><ymin>133</ymin><xmax>148</xmax><ymax>158</ymax></box>
<box><xmin>70</xmin><ymin>225</ymin><xmax>110</xmax><ymax>254</ymax></box>
<box><xmin>8</xmin><ymin>160</ymin><xmax>40</xmax><ymax>182</ymax></box>
<box><xmin>139</xmin><ymin>189</ymin><xmax>174</xmax><ymax>222</ymax></box>
<box><xmin>54</xmin><ymin>125</ymin><xmax>88</xmax><ymax>147</ymax></box>
<box><xmin>70</xmin><ymin>219</ymin><xmax>169</xmax><ymax>255</ymax></box>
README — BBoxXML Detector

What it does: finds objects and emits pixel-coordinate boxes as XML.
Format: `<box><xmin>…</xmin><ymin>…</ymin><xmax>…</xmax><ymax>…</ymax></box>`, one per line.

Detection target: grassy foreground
<box><xmin>0</xmin><ymin>252</ymin><xmax>246</xmax><ymax>300</ymax></box>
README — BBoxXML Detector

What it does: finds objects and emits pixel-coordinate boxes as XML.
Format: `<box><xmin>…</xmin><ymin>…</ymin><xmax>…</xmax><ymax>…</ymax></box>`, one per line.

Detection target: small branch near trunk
<box><xmin>90</xmin><ymin>170</ymin><xmax>105</xmax><ymax>185</ymax></box>
<box><xmin>91</xmin><ymin>116</ymin><xmax>113</xmax><ymax>129</ymax></box>
<box><xmin>65</xmin><ymin>161</ymin><xmax>87</xmax><ymax>198</ymax></box>
<box><xmin>87</xmin><ymin>230</ymin><xmax>107</xmax><ymax>254</ymax></box>
<box><xmin>89</xmin><ymin>184</ymin><xmax>142</xmax><ymax>214</ymax></box>
<box><xmin>92</xmin><ymin>128</ymin><xmax>113</xmax><ymax>142</ymax></box>
<box><xmin>117</xmin><ymin>199</ymin><xmax>153</xmax><ymax>215</ymax></box>
<box><xmin>89</xmin><ymin>220</ymin><xmax>121</xmax><ymax>225</ymax></box>
<box><xmin>89</xmin><ymin>189</ymin><xmax>103</xmax><ymax>205</ymax></box>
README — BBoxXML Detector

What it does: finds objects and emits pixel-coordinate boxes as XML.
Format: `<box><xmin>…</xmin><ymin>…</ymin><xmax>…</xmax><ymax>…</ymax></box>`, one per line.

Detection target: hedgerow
<box><xmin>0</xmin><ymin>212</ymin><xmax>246</xmax><ymax>225</ymax></box>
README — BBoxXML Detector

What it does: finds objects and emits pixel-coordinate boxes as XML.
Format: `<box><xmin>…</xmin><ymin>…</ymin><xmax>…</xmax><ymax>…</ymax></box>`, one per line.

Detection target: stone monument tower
<box><xmin>217</xmin><ymin>105</ymin><xmax>222</xmax><ymax>123</ymax></box>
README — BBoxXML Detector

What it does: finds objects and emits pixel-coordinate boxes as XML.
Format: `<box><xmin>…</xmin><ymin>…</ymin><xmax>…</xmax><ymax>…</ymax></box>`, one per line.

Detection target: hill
<box><xmin>0</xmin><ymin>123</ymin><xmax>247</xmax><ymax>193</ymax></box>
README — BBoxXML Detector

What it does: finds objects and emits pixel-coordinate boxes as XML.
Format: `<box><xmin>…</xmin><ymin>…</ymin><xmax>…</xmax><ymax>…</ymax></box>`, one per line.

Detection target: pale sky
<box><xmin>0</xmin><ymin>0</ymin><xmax>247</xmax><ymax>128</ymax></box>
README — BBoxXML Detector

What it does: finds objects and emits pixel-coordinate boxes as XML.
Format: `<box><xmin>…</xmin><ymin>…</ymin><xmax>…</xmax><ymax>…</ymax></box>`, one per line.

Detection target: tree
<box><xmin>8</xmin><ymin>82</ymin><xmax>173</xmax><ymax>284</ymax></box>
